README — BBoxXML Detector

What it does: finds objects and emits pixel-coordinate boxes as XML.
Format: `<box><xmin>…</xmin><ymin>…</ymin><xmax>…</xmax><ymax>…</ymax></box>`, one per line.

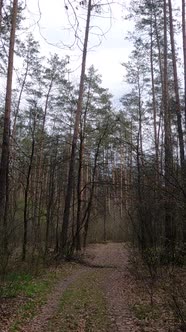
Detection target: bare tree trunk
<box><xmin>103</xmin><ymin>149</ymin><xmax>107</xmax><ymax>240</ymax></box>
<box><xmin>154</xmin><ymin>8</ymin><xmax>164</xmax><ymax>90</ymax></box>
<box><xmin>55</xmin><ymin>193</ymin><xmax>60</xmax><ymax>253</ymax></box>
<box><xmin>168</xmin><ymin>0</ymin><xmax>184</xmax><ymax>168</ymax></box>
<box><xmin>45</xmin><ymin>162</ymin><xmax>55</xmax><ymax>255</ymax></box>
<box><xmin>163</xmin><ymin>0</ymin><xmax>174</xmax><ymax>248</ymax></box>
<box><xmin>150</xmin><ymin>13</ymin><xmax>159</xmax><ymax>177</ymax></box>
<box><xmin>120</xmin><ymin>143</ymin><xmax>123</xmax><ymax>219</ymax></box>
<box><xmin>75</xmin><ymin>88</ymin><xmax>90</xmax><ymax>251</ymax></box>
<box><xmin>136</xmin><ymin>133</ymin><xmax>144</xmax><ymax>250</ymax></box>
<box><xmin>83</xmin><ymin>142</ymin><xmax>100</xmax><ymax>248</ymax></box>
<box><xmin>137</xmin><ymin>70</ymin><xmax>143</xmax><ymax>164</ymax></box>
<box><xmin>0</xmin><ymin>0</ymin><xmax>18</xmax><ymax>252</ymax></box>
<box><xmin>181</xmin><ymin>0</ymin><xmax>186</xmax><ymax>242</ymax></box>
<box><xmin>83</xmin><ymin>125</ymin><xmax>109</xmax><ymax>248</ymax></box>
<box><xmin>45</xmin><ymin>139</ymin><xmax>59</xmax><ymax>254</ymax></box>
<box><xmin>12</xmin><ymin>56</ymin><xmax>30</xmax><ymax>140</ymax></box>
<box><xmin>22</xmin><ymin>120</ymin><xmax>36</xmax><ymax>261</ymax></box>
<box><xmin>103</xmin><ymin>193</ymin><xmax>106</xmax><ymax>242</ymax></box>
<box><xmin>61</xmin><ymin>0</ymin><xmax>92</xmax><ymax>253</ymax></box>
<box><xmin>11</xmin><ymin>54</ymin><xmax>29</xmax><ymax>214</ymax></box>
<box><xmin>0</xmin><ymin>0</ymin><xmax>3</xmax><ymax>34</ymax></box>
<box><xmin>76</xmin><ymin>129</ymin><xmax>84</xmax><ymax>251</ymax></box>
<box><xmin>182</xmin><ymin>0</ymin><xmax>186</xmax><ymax>129</ymax></box>
<box><xmin>33</xmin><ymin>76</ymin><xmax>54</xmax><ymax>247</ymax></box>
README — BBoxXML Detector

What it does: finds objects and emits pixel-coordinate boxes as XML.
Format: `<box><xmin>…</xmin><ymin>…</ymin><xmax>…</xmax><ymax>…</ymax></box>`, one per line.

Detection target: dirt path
<box><xmin>20</xmin><ymin>243</ymin><xmax>139</xmax><ymax>332</ymax></box>
<box><xmin>22</xmin><ymin>269</ymin><xmax>88</xmax><ymax>332</ymax></box>
<box><xmin>85</xmin><ymin>243</ymin><xmax>140</xmax><ymax>332</ymax></box>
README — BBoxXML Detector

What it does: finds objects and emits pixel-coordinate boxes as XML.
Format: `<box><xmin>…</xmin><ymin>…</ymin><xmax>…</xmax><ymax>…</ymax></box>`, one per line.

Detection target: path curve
<box><xmin>23</xmin><ymin>243</ymin><xmax>140</xmax><ymax>332</ymax></box>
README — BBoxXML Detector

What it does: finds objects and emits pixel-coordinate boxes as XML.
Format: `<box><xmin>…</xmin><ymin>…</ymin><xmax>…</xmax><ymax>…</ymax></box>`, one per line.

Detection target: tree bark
<box><xmin>83</xmin><ymin>124</ymin><xmax>109</xmax><ymax>248</ymax></box>
<box><xmin>75</xmin><ymin>128</ymin><xmax>84</xmax><ymax>251</ymax></box>
<box><xmin>150</xmin><ymin>11</ymin><xmax>159</xmax><ymax>178</ymax></box>
<box><xmin>182</xmin><ymin>0</ymin><xmax>186</xmax><ymax>129</ymax></box>
<box><xmin>33</xmin><ymin>73</ymin><xmax>54</xmax><ymax>247</ymax></box>
<box><xmin>60</xmin><ymin>0</ymin><xmax>92</xmax><ymax>253</ymax></box>
<box><xmin>22</xmin><ymin>127</ymin><xmax>35</xmax><ymax>261</ymax></box>
<box><xmin>0</xmin><ymin>0</ymin><xmax>3</xmax><ymax>34</ymax></box>
<box><xmin>163</xmin><ymin>0</ymin><xmax>174</xmax><ymax>248</ymax></box>
<box><xmin>168</xmin><ymin>0</ymin><xmax>184</xmax><ymax>168</ymax></box>
<box><xmin>12</xmin><ymin>56</ymin><xmax>29</xmax><ymax>140</ymax></box>
<box><xmin>75</xmin><ymin>84</ymin><xmax>90</xmax><ymax>251</ymax></box>
<box><xmin>83</xmin><ymin>138</ymin><xmax>101</xmax><ymax>248</ymax></box>
<box><xmin>0</xmin><ymin>0</ymin><xmax>18</xmax><ymax>252</ymax></box>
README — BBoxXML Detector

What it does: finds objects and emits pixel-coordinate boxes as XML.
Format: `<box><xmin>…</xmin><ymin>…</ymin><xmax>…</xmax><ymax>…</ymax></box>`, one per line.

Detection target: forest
<box><xmin>0</xmin><ymin>0</ymin><xmax>186</xmax><ymax>331</ymax></box>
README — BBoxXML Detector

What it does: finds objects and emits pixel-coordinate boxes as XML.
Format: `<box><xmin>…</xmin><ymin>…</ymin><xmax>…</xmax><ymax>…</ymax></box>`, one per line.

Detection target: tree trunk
<box><xmin>75</xmin><ymin>88</ymin><xmax>90</xmax><ymax>252</ymax></box>
<box><xmin>150</xmin><ymin>13</ymin><xmax>159</xmax><ymax>177</ymax></box>
<box><xmin>22</xmin><ymin>122</ymin><xmax>35</xmax><ymax>261</ymax></box>
<box><xmin>120</xmin><ymin>142</ymin><xmax>123</xmax><ymax>218</ymax></box>
<box><xmin>163</xmin><ymin>0</ymin><xmax>174</xmax><ymax>248</ymax></box>
<box><xmin>0</xmin><ymin>0</ymin><xmax>18</xmax><ymax>252</ymax></box>
<box><xmin>182</xmin><ymin>0</ymin><xmax>186</xmax><ymax>242</ymax></box>
<box><xmin>75</xmin><ymin>129</ymin><xmax>84</xmax><ymax>251</ymax></box>
<box><xmin>83</xmin><ymin>125</ymin><xmax>109</xmax><ymax>248</ymax></box>
<box><xmin>103</xmin><ymin>193</ymin><xmax>106</xmax><ymax>242</ymax></box>
<box><xmin>182</xmin><ymin>0</ymin><xmax>186</xmax><ymax>129</ymax></box>
<box><xmin>83</xmin><ymin>148</ymin><xmax>99</xmax><ymax>248</ymax></box>
<box><xmin>0</xmin><ymin>0</ymin><xmax>3</xmax><ymax>34</ymax></box>
<box><xmin>45</xmin><ymin>163</ymin><xmax>55</xmax><ymax>255</ymax></box>
<box><xmin>60</xmin><ymin>0</ymin><xmax>92</xmax><ymax>253</ymax></box>
<box><xmin>168</xmin><ymin>0</ymin><xmax>184</xmax><ymax>168</ymax></box>
<box><xmin>33</xmin><ymin>75</ymin><xmax>54</xmax><ymax>247</ymax></box>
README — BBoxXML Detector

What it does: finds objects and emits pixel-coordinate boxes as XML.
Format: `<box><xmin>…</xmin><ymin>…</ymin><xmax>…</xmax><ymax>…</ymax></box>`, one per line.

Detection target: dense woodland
<box><xmin>0</xmin><ymin>0</ymin><xmax>185</xmax><ymax>274</ymax></box>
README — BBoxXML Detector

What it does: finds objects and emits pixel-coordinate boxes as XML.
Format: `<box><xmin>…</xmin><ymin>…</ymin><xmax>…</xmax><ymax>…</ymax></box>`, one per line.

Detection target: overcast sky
<box><xmin>14</xmin><ymin>0</ymin><xmax>183</xmax><ymax>110</ymax></box>
<box><xmin>23</xmin><ymin>0</ymin><xmax>133</xmax><ymax>106</ymax></box>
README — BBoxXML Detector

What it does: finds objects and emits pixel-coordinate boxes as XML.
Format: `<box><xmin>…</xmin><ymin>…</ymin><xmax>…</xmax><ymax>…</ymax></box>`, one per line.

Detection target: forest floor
<box><xmin>0</xmin><ymin>243</ymin><xmax>184</xmax><ymax>332</ymax></box>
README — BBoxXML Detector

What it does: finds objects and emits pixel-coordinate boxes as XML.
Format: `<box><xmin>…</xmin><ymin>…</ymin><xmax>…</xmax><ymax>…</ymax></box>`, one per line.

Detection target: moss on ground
<box><xmin>1</xmin><ymin>263</ymin><xmax>80</xmax><ymax>332</ymax></box>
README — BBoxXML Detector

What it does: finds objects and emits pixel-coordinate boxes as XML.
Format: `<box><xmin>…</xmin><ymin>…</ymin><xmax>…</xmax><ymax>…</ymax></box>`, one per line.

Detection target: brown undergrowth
<box><xmin>128</xmin><ymin>248</ymin><xmax>186</xmax><ymax>332</ymax></box>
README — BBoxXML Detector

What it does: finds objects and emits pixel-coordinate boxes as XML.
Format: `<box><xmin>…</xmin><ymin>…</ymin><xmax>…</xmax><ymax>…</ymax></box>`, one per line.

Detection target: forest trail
<box><xmin>22</xmin><ymin>269</ymin><xmax>87</xmax><ymax>332</ymax></box>
<box><xmin>85</xmin><ymin>243</ymin><xmax>140</xmax><ymax>332</ymax></box>
<box><xmin>18</xmin><ymin>243</ymin><xmax>140</xmax><ymax>332</ymax></box>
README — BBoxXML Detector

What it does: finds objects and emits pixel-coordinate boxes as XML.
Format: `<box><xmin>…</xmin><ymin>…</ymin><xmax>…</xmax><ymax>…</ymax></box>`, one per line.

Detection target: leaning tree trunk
<box><xmin>60</xmin><ymin>0</ymin><xmax>92</xmax><ymax>254</ymax></box>
<box><xmin>0</xmin><ymin>0</ymin><xmax>18</xmax><ymax>252</ymax></box>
